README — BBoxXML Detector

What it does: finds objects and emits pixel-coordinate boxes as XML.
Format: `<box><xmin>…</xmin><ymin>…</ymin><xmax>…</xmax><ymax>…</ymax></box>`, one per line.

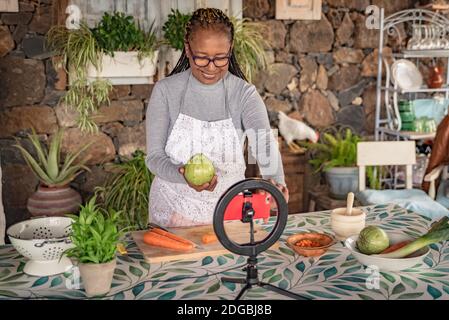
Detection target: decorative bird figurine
<box><xmin>278</xmin><ymin>111</ymin><xmax>319</xmax><ymax>154</ymax></box>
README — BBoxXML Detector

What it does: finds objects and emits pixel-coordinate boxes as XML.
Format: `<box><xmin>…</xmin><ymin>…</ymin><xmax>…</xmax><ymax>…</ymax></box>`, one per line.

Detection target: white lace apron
<box><xmin>148</xmin><ymin>72</ymin><xmax>246</xmax><ymax>227</ymax></box>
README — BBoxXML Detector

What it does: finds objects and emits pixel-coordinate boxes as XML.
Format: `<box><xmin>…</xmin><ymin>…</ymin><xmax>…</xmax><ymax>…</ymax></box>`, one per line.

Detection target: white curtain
<box><xmin>0</xmin><ymin>164</ymin><xmax>5</xmax><ymax>245</ymax></box>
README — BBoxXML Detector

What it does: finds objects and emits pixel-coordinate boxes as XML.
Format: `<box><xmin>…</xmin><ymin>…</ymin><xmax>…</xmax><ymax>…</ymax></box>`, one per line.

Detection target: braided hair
<box><xmin>169</xmin><ymin>8</ymin><xmax>247</xmax><ymax>81</ymax></box>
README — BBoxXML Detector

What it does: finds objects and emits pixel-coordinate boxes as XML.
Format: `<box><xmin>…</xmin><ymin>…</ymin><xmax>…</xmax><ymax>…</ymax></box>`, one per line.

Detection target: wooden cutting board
<box><xmin>132</xmin><ymin>221</ymin><xmax>278</xmax><ymax>263</ymax></box>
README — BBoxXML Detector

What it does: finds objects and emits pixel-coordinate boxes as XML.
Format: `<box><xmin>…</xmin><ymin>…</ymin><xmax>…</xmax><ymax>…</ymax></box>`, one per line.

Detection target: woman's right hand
<box><xmin>179</xmin><ymin>167</ymin><xmax>218</xmax><ymax>192</ymax></box>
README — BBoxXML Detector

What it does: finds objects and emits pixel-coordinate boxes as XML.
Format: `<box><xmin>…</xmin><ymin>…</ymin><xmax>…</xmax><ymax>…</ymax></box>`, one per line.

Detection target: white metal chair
<box><xmin>356</xmin><ymin>141</ymin><xmax>449</xmax><ymax>219</ymax></box>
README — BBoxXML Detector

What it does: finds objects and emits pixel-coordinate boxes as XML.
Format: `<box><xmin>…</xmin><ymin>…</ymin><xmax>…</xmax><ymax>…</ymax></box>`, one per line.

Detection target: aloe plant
<box><xmin>14</xmin><ymin>129</ymin><xmax>91</xmax><ymax>187</ymax></box>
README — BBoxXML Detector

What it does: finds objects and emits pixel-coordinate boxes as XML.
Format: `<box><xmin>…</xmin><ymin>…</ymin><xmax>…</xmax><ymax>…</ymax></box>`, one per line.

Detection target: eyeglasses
<box><xmin>189</xmin><ymin>43</ymin><xmax>232</xmax><ymax>68</ymax></box>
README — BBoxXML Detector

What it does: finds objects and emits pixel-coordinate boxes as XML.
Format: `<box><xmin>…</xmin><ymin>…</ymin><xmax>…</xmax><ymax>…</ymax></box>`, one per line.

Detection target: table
<box><xmin>1</xmin><ymin>204</ymin><xmax>448</xmax><ymax>300</ymax></box>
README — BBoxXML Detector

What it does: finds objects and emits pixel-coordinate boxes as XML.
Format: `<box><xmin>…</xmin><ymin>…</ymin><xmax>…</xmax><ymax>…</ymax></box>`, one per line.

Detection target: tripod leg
<box><xmin>235</xmin><ymin>283</ymin><xmax>251</xmax><ymax>300</ymax></box>
<box><xmin>259</xmin><ymin>282</ymin><xmax>309</xmax><ymax>300</ymax></box>
<box><xmin>221</xmin><ymin>277</ymin><xmax>247</xmax><ymax>284</ymax></box>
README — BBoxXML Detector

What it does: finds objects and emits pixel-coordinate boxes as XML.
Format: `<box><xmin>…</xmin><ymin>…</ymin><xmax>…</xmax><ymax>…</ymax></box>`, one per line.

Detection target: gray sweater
<box><xmin>145</xmin><ymin>69</ymin><xmax>285</xmax><ymax>186</ymax></box>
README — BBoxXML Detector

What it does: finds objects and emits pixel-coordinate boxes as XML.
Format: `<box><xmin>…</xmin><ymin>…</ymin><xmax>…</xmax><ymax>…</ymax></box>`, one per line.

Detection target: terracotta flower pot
<box><xmin>27</xmin><ymin>184</ymin><xmax>82</xmax><ymax>217</ymax></box>
<box><xmin>79</xmin><ymin>259</ymin><xmax>116</xmax><ymax>297</ymax></box>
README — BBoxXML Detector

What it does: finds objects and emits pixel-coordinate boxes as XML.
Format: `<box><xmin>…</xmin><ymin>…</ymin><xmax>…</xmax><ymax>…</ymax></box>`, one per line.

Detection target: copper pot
<box><xmin>427</xmin><ymin>65</ymin><xmax>444</xmax><ymax>89</ymax></box>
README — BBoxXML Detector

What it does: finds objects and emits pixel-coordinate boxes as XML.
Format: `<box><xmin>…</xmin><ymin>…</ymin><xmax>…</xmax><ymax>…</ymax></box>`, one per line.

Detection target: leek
<box><xmin>376</xmin><ymin>217</ymin><xmax>449</xmax><ymax>258</ymax></box>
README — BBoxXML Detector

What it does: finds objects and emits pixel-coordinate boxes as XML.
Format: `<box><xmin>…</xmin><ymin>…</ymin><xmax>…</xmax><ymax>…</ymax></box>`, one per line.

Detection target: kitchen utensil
<box><xmin>7</xmin><ymin>217</ymin><xmax>74</xmax><ymax>276</ymax></box>
<box><xmin>331</xmin><ymin>208</ymin><xmax>366</xmax><ymax>241</ymax></box>
<box><xmin>286</xmin><ymin>232</ymin><xmax>335</xmax><ymax>257</ymax></box>
<box><xmin>346</xmin><ymin>192</ymin><xmax>354</xmax><ymax>216</ymax></box>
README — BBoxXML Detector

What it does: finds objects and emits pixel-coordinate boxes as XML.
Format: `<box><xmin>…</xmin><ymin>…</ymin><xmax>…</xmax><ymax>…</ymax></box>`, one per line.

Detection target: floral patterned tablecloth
<box><xmin>1</xmin><ymin>204</ymin><xmax>448</xmax><ymax>300</ymax></box>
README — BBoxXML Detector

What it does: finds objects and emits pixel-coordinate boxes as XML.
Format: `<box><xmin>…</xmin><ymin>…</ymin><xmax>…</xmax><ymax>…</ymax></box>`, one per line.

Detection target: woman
<box><xmin>146</xmin><ymin>8</ymin><xmax>288</xmax><ymax>227</ymax></box>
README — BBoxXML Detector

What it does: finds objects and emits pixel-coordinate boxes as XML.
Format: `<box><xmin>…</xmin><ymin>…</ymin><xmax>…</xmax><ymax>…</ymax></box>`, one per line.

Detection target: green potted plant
<box><xmin>304</xmin><ymin>128</ymin><xmax>361</xmax><ymax>200</ymax></box>
<box><xmin>95</xmin><ymin>150</ymin><xmax>154</xmax><ymax>231</ymax></box>
<box><xmin>230</xmin><ymin>16</ymin><xmax>271</xmax><ymax>83</ymax></box>
<box><xmin>14</xmin><ymin>129</ymin><xmax>91</xmax><ymax>217</ymax></box>
<box><xmin>162</xmin><ymin>9</ymin><xmax>191</xmax><ymax>72</ymax></box>
<box><xmin>65</xmin><ymin>196</ymin><xmax>124</xmax><ymax>297</ymax></box>
<box><xmin>46</xmin><ymin>12</ymin><xmax>159</xmax><ymax>133</ymax></box>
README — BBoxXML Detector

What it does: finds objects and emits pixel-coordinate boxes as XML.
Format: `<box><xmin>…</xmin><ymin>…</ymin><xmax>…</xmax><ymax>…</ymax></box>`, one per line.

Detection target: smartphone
<box><xmin>224</xmin><ymin>192</ymin><xmax>271</xmax><ymax>221</ymax></box>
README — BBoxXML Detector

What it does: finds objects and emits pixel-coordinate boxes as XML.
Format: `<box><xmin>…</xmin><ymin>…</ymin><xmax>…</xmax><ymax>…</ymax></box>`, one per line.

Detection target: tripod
<box><xmin>220</xmin><ymin>195</ymin><xmax>307</xmax><ymax>300</ymax></box>
<box><xmin>221</xmin><ymin>256</ymin><xmax>308</xmax><ymax>300</ymax></box>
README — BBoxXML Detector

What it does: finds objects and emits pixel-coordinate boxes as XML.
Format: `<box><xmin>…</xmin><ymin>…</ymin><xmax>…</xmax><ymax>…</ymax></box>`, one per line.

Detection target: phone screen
<box><xmin>223</xmin><ymin>193</ymin><xmax>271</xmax><ymax>221</ymax></box>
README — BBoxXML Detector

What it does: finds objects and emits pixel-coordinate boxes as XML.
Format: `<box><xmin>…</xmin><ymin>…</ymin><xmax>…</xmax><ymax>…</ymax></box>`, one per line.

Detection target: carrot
<box><xmin>381</xmin><ymin>241</ymin><xmax>412</xmax><ymax>254</ymax></box>
<box><xmin>202</xmin><ymin>232</ymin><xmax>218</xmax><ymax>244</ymax></box>
<box><xmin>151</xmin><ymin>228</ymin><xmax>194</xmax><ymax>246</ymax></box>
<box><xmin>143</xmin><ymin>231</ymin><xmax>194</xmax><ymax>252</ymax></box>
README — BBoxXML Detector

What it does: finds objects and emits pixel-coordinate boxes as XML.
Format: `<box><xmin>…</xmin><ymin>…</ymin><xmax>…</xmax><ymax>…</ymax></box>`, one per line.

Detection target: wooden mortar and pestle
<box><xmin>330</xmin><ymin>192</ymin><xmax>366</xmax><ymax>241</ymax></box>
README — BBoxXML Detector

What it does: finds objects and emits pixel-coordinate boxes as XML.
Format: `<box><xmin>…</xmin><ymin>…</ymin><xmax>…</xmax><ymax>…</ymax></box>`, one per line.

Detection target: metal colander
<box><xmin>7</xmin><ymin>217</ymin><xmax>74</xmax><ymax>276</ymax></box>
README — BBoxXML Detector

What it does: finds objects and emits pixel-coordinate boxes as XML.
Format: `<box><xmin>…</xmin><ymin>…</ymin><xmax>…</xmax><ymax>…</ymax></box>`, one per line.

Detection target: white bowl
<box><xmin>344</xmin><ymin>232</ymin><xmax>429</xmax><ymax>272</ymax></box>
<box><xmin>7</xmin><ymin>217</ymin><xmax>74</xmax><ymax>276</ymax></box>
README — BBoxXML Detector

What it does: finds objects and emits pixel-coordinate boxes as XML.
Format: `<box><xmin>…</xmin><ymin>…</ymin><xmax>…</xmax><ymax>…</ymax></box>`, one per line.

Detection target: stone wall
<box><xmin>244</xmin><ymin>0</ymin><xmax>420</xmax><ymax>135</ymax></box>
<box><xmin>0</xmin><ymin>1</ymin><xmax>153</xmax><ymax>228</ymax></box>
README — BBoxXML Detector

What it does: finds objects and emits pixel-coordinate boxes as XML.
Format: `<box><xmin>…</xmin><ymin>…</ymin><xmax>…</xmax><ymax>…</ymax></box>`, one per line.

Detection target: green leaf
<box><xmin>139</xmin><ymin>261</ymin><xmax>151</xmax><ymax>270</ymax></box>
<box><xmin>222</xmin><ymin>281</ymin><xmax>236</xmax><ymax>292</ymax></box>
<box><xmin>278</xmin><ymin>279</ymin><xmax>289</xmax><ymax>290</ymax></box>
<box><xmin>308</xmin><ymin>290</ymin><xmax>339</xmax><ymax>299</ymax></box>
<box><xmin>334</xmin><ymin>285</ymin><xmax>363</xmax><ymax>292</ymax></box>
<box><xmin>302</xmin><ymin>274</ymin><xmax>319</xmax><ymax>284</ymax></box>
<box><xmin>217</xmin><ymin>256</ymin><xmax>227</xmax><ymax>266</ymax></box>
<box><xmin>380</xmin><ymin>272</ymin><xmax>396</xmax><ymax>283</ymax></box>
<box><xmin>262</xmin><ymin>269</ymin><xmax>276</xmax><ymax>279</ymax></box>
<box><xmin>129</xmin><ymin>266</ymin><xmax>143</xmax><ymax>278</ymax></box>
<box><xmin>132</xmin><ymin>283</ymin><xmax>145</xmax><ymax>297</ymax></box>
<box><xmin>114</xmin><ymin>269</ymin><xmax>128</xmax><ymax>276</ymax></box>
<box><xmin>320</xmin><ymin>254</ymin><xmax>339</xmax><ymax>260</ymax></box>
<box><xmin>113</xmin><ymin>292</ymin><xmax>125</xmax><ymax>300</ymax></box>
<box><xmin>158</xmin><ymin>290</ymin><xmax>176</xmax><ymax>300</ymax></box>
<box><xmin>397</xmin><ymin>292</ymin><xmax>424</xmax><ymax>299</ymax></box>
<box><xmin>427</xmin><ymin>285</ymin><xmax>442</xmax><ymax>299</ymax></box>
<box><xmin>283</xmin><ymin>268</ymin><xmax>294</xmax><ymax>281</ymax></box>
<box><xmin>181</xmin><ymin>290</ymin><xmax>204</xmax><ymax>299</ymax></box>
<box><xmin>50</xmin><ymin>277</ymin><xmax>63</xmax><ymax>288</ymax></box>
<box><xmin>295</xmin><ymin>262</ymin><xmax>305</xmax><ymax>273</ymax></box>
<box><xmin>32</xmin><ymin>276</ymin><xmax>49</xmax><ymax>287</ymax></box>
<box><xmin>400</xmin><ymin>276</ymin><xmax>418</xmax><ymax>289</ymax></box>
<box><xmin>201</xmin><ymin>256</ymin><xmax>213</xmax><ymax>266</ymax></box>
<box><xmin>183</xmin><ymin>283</ymin><xmax>204</xmax><ymax>291</ymax></box>
<box><xmin>268</xmin><ymin>274</ymin><xmax>282</xmax><ymax>283</ymax></box>
<box><xmin>279</xmin><ymin>247</ymin><xmax>295</xmax><ymax>256</ymax></box>
<box><xmin>16</xmin><ymin>261</ymin><xmax>25</xmax><ymax>273</ymax></box>
<box><xmin>324</xmin><ymin>267</ymin><xmax>337</xmax><ymax>279</ymax></box>
<box><xmin>207</xmin><ymin>282</ymin><xmax>220</xmax><ymax>294</ymax></box>
<box><xmin>392</xmin><ymin>283</ymin><xmax>406</xmax><ymax>295</ymax></box>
